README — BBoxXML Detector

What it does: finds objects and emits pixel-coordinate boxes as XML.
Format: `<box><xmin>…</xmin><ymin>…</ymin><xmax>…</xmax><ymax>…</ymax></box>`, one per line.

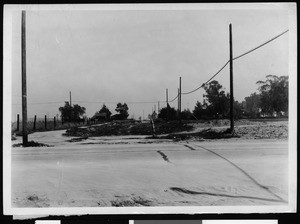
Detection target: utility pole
<box><xmin>33</xmin><ymin>115</ymin><xmax>36</xmax><ymax>131</ymax></box>
<box><xmin>69</xmin><ymin>91</ymin><xmax>72</xmax><ymax>106</ymax></box>
<box><xmin>158</xmin><ymin>101</ymin><xmax>160</xmax><ymax>112</ymax></box>
<box><xmin>179</xmin><ymin>77</ymin><xmax>182</xmax><ymax>113</ymax></box>
<box><xmin>229</xmin><ymin>24</ymin><xmax>234</xmax><ymax>132</ymax></box>
<box><xmin>178</xmin><ymin>77</ymin><xmax>182</xmax><ymax>122</ymax></box>
<box><xmin>166</xmin><ymin>88</ymin><xmax>169</xmax><ymax>121</ymax></box>
<box><xmin>21</xmin><ymin>10</ymin><xmax>28</xmax><ymax>145</ymax></box>
<box><xmin>166</xmin><ymin>88</ymin><xmax>169</xmax><ymax>105</ymax></box>
<box><xmin>17</xmin><ymin>114</ymin><xmax>19</xmax><ymax>131</ymax></box>
<box><xmin>177</xmin><ymin>88</ymin><xmax>180</xmax><ymax>113</ymax></box>
<box><xmin>44</xmin><ymin>115</ymin><xmax>47</xmax><ymax>129</ymax></box>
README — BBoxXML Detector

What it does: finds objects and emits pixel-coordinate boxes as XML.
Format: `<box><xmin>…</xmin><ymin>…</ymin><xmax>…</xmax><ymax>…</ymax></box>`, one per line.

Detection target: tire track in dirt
<box><xmin>170</xmin><ymin>187</ymin><xmax>286</xmax><ymax>203</ymax></box>
<box><xmin>183</xmin><ymin>144</ymin><xmax>286</xmax><ymax>203</ymax></box>
<box><xmin>157</xmin><ymin>150</ymin><xmax>170</xmax><ymax>162</ymax></box>
<box><xmin>183</xmin><ymin>144</ymin><xmax>196</xmax><ymax>150</ymax></box>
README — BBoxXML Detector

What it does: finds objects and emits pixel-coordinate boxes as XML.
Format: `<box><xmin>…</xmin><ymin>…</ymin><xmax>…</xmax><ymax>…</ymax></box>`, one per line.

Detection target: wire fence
<box><xmin>11</xmin><ymin>116</ymin><xmax>88</xmax><ymax>133</ymax></box>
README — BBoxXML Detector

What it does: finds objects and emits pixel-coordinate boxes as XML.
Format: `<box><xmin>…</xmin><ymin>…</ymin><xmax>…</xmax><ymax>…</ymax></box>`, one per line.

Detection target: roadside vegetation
<box><xmin>12</xmin><ymin>75</ymin><xmax>288</xmax><ymax>141</ymax></box>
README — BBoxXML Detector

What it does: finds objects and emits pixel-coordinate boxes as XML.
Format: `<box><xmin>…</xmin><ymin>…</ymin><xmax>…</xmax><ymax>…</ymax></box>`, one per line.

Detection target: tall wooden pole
<box><xmin>229</xmin><ymin>24</ymin><xmax>234</xmax><ymax>132</ymax></box>
<box><xmin>179</xmin><ymin>77</ymin><xmax>182</xmax><ymax>113</ymax></box>
<box><xmin>21</xmin><ymin>11</ymin><xmax>28</xmax><ymax>145</ymax></box>
<box><xmin>70</xmin><ymin>91</ymin><xmax>72</xmax><ymax>106</ymax></box>
<box><xmin>178</xmin><ymin>77</ymin><xmax>182</xmax><ymax>122</ymax></box>
<box><xmin>177</xmin><ymin>88</ymin><xmax>180</xmax><ymax>113</ymax></box>
<box><xmin>17</xmin><ymin>114</ymin><xmax>20</xmax><ymax>131</ymax></box>
<box><xmin>166</xmin><ymin>88</ymin><xmax>169</xmax><ymax>121</ymax></box>
<box><xmin>166</xmin><ymin>88</ymin><xmax>168</xmax><ymax>105</ymax></box>
<box><xmin>45</xmin><ymin>115</ymin><xmax>47</xmax><ymax>129</ymax></box>
<box><xmin>33</xmin><ymin>115</ymin><xmax>36</xmax><ymax>131</ymax></box>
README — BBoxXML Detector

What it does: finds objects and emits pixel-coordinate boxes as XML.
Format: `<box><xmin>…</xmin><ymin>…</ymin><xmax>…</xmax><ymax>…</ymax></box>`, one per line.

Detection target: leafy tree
<box><xmin>256</xmin><ymin>75</ymin><xmax>288</xmax><ymax>115</ymax></box>
<box><xmin>180</xmin><ymin>109</ymin><xmax>194</xmax><ymax>120</ymax></box>
<box><xmin>99</xmin><ymin>104</ymin><xmax>112</xmax><ymax>117</ymax></box>
<box><xmin>233</xmin><ymin>100</ymin><xmax>244</xmax><ymax>119</ymax></box>
<box><xmin>193</xmin><ymin>101</ymin><xmax>207</xmax><ymax>119</ymax></box>
<box><xmin>92</xmin><ymin>104</ymin><xmax>112</xmax><ymax>121</ymax></box>
<box><xmin>158</xmin><ymin>104</ymin><xmax>177</xmax><ymax>120</ymax></box>
<box><xmin>243</xmin><ymin>93</ymin><xmax>261</xmax><ymax>118</ymax></box>
<box><xmin>203</xmin><ymin>80</ymin><xmax>230</xmax><ymax>118</ymax></box>
<box><xmin>115</xmin><ymin>103</ymin><xmax>129</xmax><ymax>120</ymax></box>
<box><xmin>59</xmin><ymin>102</ymin><xmax>86</xmax><ymax>122</ymax></box>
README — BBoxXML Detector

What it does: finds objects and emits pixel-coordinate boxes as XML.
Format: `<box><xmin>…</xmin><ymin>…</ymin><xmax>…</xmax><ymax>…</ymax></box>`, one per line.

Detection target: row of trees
<box><xmin>59</xmin><ymin>102</ymin><xmax>129</xmax><ymax>123</ymax></box>
<box><xmin>158</xmin><ymin>75</ymin><xmax>288</xmax><ymax>120</ymax></box>
<box><xmin>92</xmin><ymin>103</ymin><xmax>129</xmax><ymax>121</ymax></box>
<box><xmin>58</xmin><ymin>75</ymin><xmax>288</xmax><ymax>122</ymax></box>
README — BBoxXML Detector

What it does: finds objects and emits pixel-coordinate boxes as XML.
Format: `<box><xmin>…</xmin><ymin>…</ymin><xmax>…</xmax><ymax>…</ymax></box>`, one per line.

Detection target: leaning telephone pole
<box><xmin>229</xmin><ymin>24</ymin><xmax>234</xmax><ymax>132</ymax></box>
<box><xmin>21</xmin><ymin>10</ymin><xmax>28</xmax><ymax>145</ymax></box>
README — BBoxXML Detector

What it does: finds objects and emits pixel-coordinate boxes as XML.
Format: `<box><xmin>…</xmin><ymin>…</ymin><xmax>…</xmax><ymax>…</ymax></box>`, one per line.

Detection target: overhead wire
<box><xmin>74</xmin><ymin>101</ymin><xmax>161</xmax><ymax>104</ymax></box>
<box><xmin>12</xmin><ymin>29</ymin><xmax>289</xmax><ymax>109</ymax></box>
<box><xmin>181</xmin><ymin>60</ymin><xmax>230</xmax><ymax>95</ymax></box>
<box><xmin>169</xmin><ymin>95</ymin><xmax>178</xmax><ymax>103</ymax></box>
<box><xmin>174</xmin><ymin>29</ymin><xmax>289</xmax><ymax>98</ymax></box>
<box><xmin>232</xmin><ymin>29</ymin><xmax>289</xmax><ymax>61</ymax></box>
<box><xmin>12</xmin><ymin>100</ymin><xmax>166</xmax><ymax>106</ymax></box>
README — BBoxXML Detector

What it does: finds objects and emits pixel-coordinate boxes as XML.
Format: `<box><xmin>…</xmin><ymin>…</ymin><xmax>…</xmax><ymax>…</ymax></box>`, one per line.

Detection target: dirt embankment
<box><xmin>64</xmin><ymin>120</ymin><xmax>193</xmax><ymax>137</ymax></box>
<box><xmin>189</xmin><ymin>119</ymin><xmax>288</xmax><ymax>140</ymax></box>
<box><xmin>63</xmin><ymin>119</ymin><xmax>288</xmax><ymax>141</ymax></box>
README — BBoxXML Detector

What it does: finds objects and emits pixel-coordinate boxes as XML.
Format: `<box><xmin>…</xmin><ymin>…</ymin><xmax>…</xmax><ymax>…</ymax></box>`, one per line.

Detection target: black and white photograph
<box><xmin>3</xmin><ymin>3</ymin><xmax>297</xmax><ymax>216</ymax></box>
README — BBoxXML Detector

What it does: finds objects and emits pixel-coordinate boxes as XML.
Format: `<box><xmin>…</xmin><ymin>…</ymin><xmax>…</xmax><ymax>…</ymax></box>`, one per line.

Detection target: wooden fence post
<box><xmin>33</xmin><ymin>115</ymin><xmax>36</xmax><ymax>131</ymax></box>
<box><xmin>17</xmin><ymin>114</ymin><xmax>20</xmax><ymax>131</ymax></box>
<box><xmin>54</xmin><ymin>117</ymin><xmax>56</xmax><ymax>129</ymax></box>
<box><xmin>45</xmin><ymin>115</ymin><xmax>47</xmax><ymax>129</ymax></box>
<box><xmin>150</xmin><ymin>118</ymin><xmax>156</xmax><ymax>138</ymax></box>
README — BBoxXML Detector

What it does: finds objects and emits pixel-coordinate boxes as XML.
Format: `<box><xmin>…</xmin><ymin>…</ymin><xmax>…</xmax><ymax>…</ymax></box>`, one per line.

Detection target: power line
<box><xmin>233</xmin><ymin>29</ymin><xmax>289</xmax><ymax>61</ymax></box>
<box><xmin>12</xmin><ymin>101</ymin><xmax>64</xmax><ymax>105</ymax></box>
<box><xmin>169</xmin><ymin>95</ymin><xmax>178</xmax><ymax>103</ymax></box>
<box><xmin>74</xmin><ymin>101</ymin><xmax>163</xmax><ymax>104</ymax></box>
<box><xmin>12</xmin><ymin>29</ymin><xmax>289</xmax><ymax>111</ymax></box>
<box><xmin>177</xmin><ymin>29</ymin><xmax>289</xmax><ymax>97</ymax></box>
<box><xmin>182</xmin><ymin>60</ymin><xmax>230</xmax><ymax>95</ymax></box>
<box><xmin>12</xmin><ymin>100</ymin><xmax>167</xmax><ymax>106</ymax></box>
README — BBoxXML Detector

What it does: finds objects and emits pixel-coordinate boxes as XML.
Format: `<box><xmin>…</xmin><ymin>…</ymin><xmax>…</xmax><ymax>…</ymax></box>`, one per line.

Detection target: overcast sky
<box><xmin>9</xmin><ymin>4</ymin><xmax>290</xmax><ymax>120</ymax></box>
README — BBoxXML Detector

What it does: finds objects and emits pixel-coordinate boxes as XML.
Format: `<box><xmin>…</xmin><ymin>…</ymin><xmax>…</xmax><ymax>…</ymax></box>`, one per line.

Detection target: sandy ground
<box><xmin>11</xmin><ymin>129</ymin><xmax>288</xmax><ymax>207</ymax></box>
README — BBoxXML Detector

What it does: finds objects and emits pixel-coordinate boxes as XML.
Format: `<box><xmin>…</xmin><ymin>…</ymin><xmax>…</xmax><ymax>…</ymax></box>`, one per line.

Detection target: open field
<box><xmin>11</xmin><ymin>119</ymin><xmax>289</xmax><ymax>207</ymax></box>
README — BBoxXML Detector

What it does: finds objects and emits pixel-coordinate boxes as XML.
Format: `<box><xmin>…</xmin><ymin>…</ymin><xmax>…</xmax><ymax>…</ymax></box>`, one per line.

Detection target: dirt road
<box><xmin>11</xmin><ymin>131</ymin><xmax>288</xmax><ymax>207</ymax></box>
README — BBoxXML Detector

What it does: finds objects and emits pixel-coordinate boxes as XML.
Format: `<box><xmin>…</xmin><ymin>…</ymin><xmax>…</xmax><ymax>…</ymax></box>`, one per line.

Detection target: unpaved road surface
<box><xmin>11</xmin><ymin>131</ymin><xmax>288</xmax><ymax>207</ymax></box>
